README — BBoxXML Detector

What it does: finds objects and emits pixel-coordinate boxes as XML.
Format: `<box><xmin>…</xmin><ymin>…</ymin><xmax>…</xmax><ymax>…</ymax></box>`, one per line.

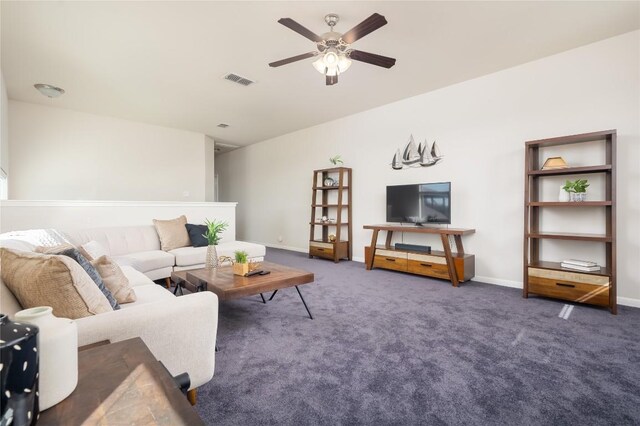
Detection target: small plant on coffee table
<box><xmin>234</xmin><ymin>250</ymin><xmax>248</xmax><ymax>264</ymax></box>
<box><xmin>233</xmin><ymin>250</ymin><xmax>250</xmax><ymax>276</ymax></box>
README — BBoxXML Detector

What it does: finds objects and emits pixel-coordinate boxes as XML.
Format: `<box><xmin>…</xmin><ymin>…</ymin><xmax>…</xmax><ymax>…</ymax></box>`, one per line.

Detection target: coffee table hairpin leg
<box><xmin>268</xmin><ymin>287</ymin><xmax>313</xmax><ymax>320</ymax></box>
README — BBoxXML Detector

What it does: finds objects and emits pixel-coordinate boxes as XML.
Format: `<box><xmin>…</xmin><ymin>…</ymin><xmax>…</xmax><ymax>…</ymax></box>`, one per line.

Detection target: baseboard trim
<box><xmin>263</xmin><ymin>244</ymin><xmax>640</xmax><ymax>309</ymax></box>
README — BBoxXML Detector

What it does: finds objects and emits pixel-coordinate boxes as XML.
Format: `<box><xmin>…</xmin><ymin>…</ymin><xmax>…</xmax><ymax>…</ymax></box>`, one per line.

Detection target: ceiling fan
<box><xmin>269</xmin><ymin>13</ymin><xmax>396</xmax><ymax>86</ymax></box>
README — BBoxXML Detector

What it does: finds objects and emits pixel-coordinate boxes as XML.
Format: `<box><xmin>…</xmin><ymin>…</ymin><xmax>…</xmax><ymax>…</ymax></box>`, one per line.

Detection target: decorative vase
<box><xmin>570</xmin><ymin>192</ymin><xmax>587</xmax><ymax>202</ymax></box>
<box><xmin>559</xmin><ymin>186</ymin><xmax>570</xmax><ymax>202</ymax></box>
<box><xmin>1</xmin><ymin>313</ymin><xmax>39</xmax><ymax>425</ymax></box>
<box><xmin>206</xmin><ymin>245</ymin><xmax>218</xmax><ymax>269</ymax></box>
<box><xmin>233</xmin><ymin>263</ymin><xmax>250</xmax><ymax>276</ymax></box>
<box><xmin>14</xmin><ymin>307</ymin><xmax>77</xmax><ymax>411</ymax></box>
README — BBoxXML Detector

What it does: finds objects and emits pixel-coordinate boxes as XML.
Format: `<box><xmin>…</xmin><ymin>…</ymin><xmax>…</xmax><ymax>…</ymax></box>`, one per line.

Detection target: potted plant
<box><xmin>233</xmin><ymin>250</ymin><xmax>250</xmax><ymax>276</ymax></box>
<box><xmin>571</xmin><ymin>179</ymin><xmax>589</xmax><ymax>202</ymax></box>
<box><xmin>560</xmin><ymin>180</ymin><xmax>574</xmax><ymax>202</ymax></box>
<box><xmin>203</xmin><ymin>219</ymin><xmax>228</xmax><ymax>268</ymax></box>
<box><xmin>329</xmin><ymin>155</ymin><xmax>343</xmax><ymax>166</ymax></box>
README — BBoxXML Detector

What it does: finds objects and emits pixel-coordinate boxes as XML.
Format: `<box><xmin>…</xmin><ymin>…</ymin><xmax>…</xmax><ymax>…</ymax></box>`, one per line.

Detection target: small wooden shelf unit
<box><xmin>524</xmin><ymin>129</ymin><xmax>616</xmax><ymax>314</ymax></box>
<box><xmin>309</xmin><ymin>167</ymin><xmax>352</xmax><ymax>262</ymax></box>
<box><xmin>364</xmin><ymin>224</ymin><xmax>475</xmax><ymax>287</ymax></box>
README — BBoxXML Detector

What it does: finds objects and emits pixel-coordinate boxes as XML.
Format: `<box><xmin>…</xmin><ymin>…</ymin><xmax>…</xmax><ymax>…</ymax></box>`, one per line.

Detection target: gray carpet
<box><xmin>194</xmin><ymin>248</ymin><xmax>640</xmax><ymax>425</ymax></box>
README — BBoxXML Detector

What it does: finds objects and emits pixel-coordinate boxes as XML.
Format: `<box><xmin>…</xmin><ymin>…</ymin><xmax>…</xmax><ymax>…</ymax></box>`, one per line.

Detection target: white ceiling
<box><xmin>2</xmin><ymin>1</ymin><xmax>639</xmax><ymax>147</ymax></box>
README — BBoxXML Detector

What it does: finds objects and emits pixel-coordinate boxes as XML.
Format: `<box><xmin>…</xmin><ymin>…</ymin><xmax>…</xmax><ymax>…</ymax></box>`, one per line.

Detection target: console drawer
<box><xmin>310</xmin><ymin>241</ymin><xmax>333</xmax><ymax>250</ymax></box>
<box><xmin>407</xmin><ymin>253</ymin><xmax>447</xmax><ymax>265</ymax></box>
<box><xmin>376</xmin><ymin>249</ymin><xmax>407</xmax><ymax>260</ymax></box>
<box><xmin>528</xmin><ymin>268</ymin><xmax>609</xmax><ymax>306</ymax></box>
<box><xmin>374</xmin><ymin>255</ymin><xmax>408</xmax><ymax>272</ymax></box>
<box><xmin>407</xmin><ymin>259</ymin><xmax>450</xmax><ymax>279</ymax></box>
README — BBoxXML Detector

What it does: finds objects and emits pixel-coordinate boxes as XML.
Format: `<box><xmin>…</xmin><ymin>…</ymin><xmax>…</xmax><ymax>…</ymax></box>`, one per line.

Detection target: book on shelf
<box><xmin>560</xmin><ymin>262</ymin><xmax>601</xmax><ymax>272</ymax></box>
<box><xmin>562</xmin><ymin>259</ymin><xmax>598</xmax><ymax>267</ymax></box>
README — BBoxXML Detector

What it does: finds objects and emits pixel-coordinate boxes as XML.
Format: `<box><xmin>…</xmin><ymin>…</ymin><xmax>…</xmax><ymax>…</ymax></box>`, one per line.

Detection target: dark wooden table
<box><xmin>172</xmin><ymin>262</ymin><xmax>315</xmax><ymax>319</ymax></box>
<box><xmin>39</xmin><ymin>338</ymin><xmax>203</xmax><ymax>425</ymax></box>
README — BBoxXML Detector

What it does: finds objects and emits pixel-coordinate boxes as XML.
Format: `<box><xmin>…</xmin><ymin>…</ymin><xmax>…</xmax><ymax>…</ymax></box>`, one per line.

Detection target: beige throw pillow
<box><xmin>79</xmin><ymin>240</ymin><xmax>109</xmax><ymax>261</ymax></box>
<box><xmin>91</xmin><ymin>256</ymin><xmax>137</xmax><ymax>304</ymax></box>
<box><xmin>1</xmin><ymin>248</ymin><xmax>113</xmax><ymax>319</ymax></box>
<box><xmin>153</xmin><ymin>215</ymin><xmax>191</xmax><ymax>251</ymax></box>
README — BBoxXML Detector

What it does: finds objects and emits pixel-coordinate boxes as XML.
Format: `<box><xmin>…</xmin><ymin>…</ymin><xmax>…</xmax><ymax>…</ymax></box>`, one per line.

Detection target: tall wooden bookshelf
<box><xmin>309</xmin><ymin>167</ymin><xmax>352</xmax><ymax>263</ymax></box>
<box><xmin>523</xmin><ymin>130</ymin><xmax>616</xmax><ymax>314</ymax></box>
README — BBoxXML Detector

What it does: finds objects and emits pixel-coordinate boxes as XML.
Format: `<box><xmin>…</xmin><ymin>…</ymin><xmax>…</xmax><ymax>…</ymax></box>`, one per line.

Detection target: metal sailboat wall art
<box><xmin>391</xmin><ymin>134</ymin><xmax>444</xmax><ymax>170</ymax></box>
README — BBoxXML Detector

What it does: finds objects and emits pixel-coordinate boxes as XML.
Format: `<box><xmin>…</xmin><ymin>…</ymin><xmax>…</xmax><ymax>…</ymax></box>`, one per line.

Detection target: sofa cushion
<box><xmin>185</xmin><ymin>224</ymin><xmax>208</xmax><ymax>247</ymax></box>
<box><xmin>119</xmin><ymin>265</ymin><xmax>155</xmax><ymax>288</ymax></box>
<box><xmin>153</xmin><ymin>215</ymin><xmax>190</xmax><ymax>251</ymax></box>
<box><xmin>112</xmin><ymin>250</ymin><xmax>175</xmax><ymax>273</ymax></box>
<box><xmin>0</xmin><ymin>248</ymin><xmax>113</xmax><ymax>319</ymax></box>
<box><xmin>118</xmin><ymin>284</ymin><xmax>174</xmax><ymax>309</ymax></box>
<box><xmin>64</xmin><ymin>226</ymin><xmax>161</xmax><ymax>257</ymax></box>
<box><xmin>91</xmin><ymin>256</ymin><xmax>137</xmax><ymax>304</ymax></box>
<box><xmin>169</xmin><ymin>241</ymin><xmax>266</xmax><ymax>267</ymax></box>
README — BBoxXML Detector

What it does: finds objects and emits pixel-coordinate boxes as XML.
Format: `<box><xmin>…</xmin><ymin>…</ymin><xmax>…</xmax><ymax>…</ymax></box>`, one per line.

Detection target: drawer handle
<box><xmin>385</xmin><ymin>258</ymin><xmax>396</xmax><ymax>262</ymax></box>
<box><xmin>317</xmin><ymin>248</ymin><xmax>325</xmax><ymax>251</ymax></box>
<box><xmin>420</xmin><ymin>263</ymin><xmax>433</xmax><ymax>268</ymax></box>
<box><xmin>556</xmin><ymin>283</ymin><xmax>575</xmax><ymax>288</ymax></box>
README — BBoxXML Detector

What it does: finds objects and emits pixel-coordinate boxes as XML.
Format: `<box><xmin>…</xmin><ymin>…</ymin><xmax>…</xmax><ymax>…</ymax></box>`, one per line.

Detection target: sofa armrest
<box><xmin>75</xmin><ymin>292</ymin><xmax>218</xmax><ymax>389</ymax></box>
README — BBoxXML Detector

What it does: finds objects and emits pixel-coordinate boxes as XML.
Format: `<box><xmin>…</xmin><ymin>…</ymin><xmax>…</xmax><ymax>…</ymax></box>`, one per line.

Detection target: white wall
<box><xmin>217</xmin><ymin>31</ymin><xmax>640</xmax><ymax>305</ymax></box>
<box><xmin>8</xmin><ymin>101</ymin><xmax>207</xmax><ymax>201</ymax></box>
<box><xmin>204</xmin><ymin>135</ymin><xmax>216</xmax><ymax>202</ymax></box>
<box><xmin>0</xmin><ymin>200</ymin><xmax>237</xmax><ymax>243</ymax></box>
<box><xmin>0</xmin><ymin>71</ymin><xmax>9</xmax><ymax>178</ymax></box>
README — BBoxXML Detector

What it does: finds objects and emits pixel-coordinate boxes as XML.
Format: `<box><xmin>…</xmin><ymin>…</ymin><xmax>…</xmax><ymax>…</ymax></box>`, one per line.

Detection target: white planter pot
<box><xmin>559</xmin><ymin>186</ymin><xmax>570</xmax><ymax>202</ymax></box>
<box><xmin>15</xmin><ymin>306</ymin><xmax>78</xmax><ymax>410</ymax></box>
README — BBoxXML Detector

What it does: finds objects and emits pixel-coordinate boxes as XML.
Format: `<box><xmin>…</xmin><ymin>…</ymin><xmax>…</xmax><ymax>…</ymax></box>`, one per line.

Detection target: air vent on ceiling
<box><xmin>217</xmin><ymin>123</ymin><xmax>229</xmax><ymax>128</ymax></box>
<box><xmin>223</xmin><ymin>73</ymin><xmax>255</xmax><ymax>86</ymax></box>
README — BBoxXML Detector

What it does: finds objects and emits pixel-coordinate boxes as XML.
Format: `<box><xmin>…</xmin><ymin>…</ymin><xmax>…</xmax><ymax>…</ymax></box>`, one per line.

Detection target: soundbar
<box><xmin>395</xmin><ymin>243</ymin><xmax>431</xmax><ymax>253</ymax></box>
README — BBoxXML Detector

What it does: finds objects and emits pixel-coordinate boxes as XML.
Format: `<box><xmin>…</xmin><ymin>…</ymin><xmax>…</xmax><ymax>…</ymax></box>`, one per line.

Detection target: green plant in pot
<box><xmin>233</xmin><ymin>250</ymin><xmax>250</xmax><ymax>276</ymax></box>
<box><xmin>329</xmin><ymin>155</ymin><xmax>343</xmax><ymax>166</ymax></box>
<box><xmin>203</xmin><ymin>219</ymin><xmax>228</xmax><ymax>268</ymax></box>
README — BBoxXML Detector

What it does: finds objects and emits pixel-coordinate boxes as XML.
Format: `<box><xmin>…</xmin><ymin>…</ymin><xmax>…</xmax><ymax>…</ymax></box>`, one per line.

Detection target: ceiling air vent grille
<box><xmin>223</xmin><ymin>73</ymin><xmax>255</xmax><ymax>86</ymax></box>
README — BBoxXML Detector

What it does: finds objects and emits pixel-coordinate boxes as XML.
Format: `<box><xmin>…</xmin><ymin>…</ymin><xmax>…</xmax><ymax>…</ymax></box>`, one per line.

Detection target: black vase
<box><xmin>0</xmin><ymin>313</ymin><xmax>39</xmax><ymax>425</ymax></box>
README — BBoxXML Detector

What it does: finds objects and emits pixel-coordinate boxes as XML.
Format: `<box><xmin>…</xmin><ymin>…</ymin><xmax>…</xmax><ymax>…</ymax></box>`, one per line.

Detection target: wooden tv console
<box><xmin>363</xmin><ymin>224</ymin><xmax>475</xmax><ymax>287</ymax></box>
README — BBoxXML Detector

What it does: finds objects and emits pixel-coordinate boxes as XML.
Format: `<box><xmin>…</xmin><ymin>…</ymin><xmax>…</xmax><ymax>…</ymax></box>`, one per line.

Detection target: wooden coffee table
<box><xmin>171</xmin><ymin>262</ymin><xmax>315</xmax><ymax>319</ymax></box>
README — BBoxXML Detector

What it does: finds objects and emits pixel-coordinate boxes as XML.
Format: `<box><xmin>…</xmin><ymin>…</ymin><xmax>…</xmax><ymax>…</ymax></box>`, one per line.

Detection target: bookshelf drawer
<box><xmin>528</xmin><ymin>274</ymin><xmax>610</xmax><ymax>306</ymax></box>
<box><xmin>407</xmin><ymin>260</ymin><xmax>450</xmax><ymax>279</ymax></box>
<box><xmin>374</xmin><ymin>255</ymin><xmax>408</xmax><ymax>272</ymax></box>
<box><xmin>309</xmin><ymin>245</ymin><xmax>333</xmax><ymax>259</ymax></box>
<box><xmin>310</xmin><ymin>241</ymin><xmax>333</xmax><ymax>250</ymax></box>
<box><xmin>529</xmin><ymin>268</ymin><xmax>609</xmax><ymax>286</ymax></box>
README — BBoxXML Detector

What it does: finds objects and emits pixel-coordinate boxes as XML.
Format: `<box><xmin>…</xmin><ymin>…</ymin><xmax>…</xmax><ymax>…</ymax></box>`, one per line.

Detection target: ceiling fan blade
<box><xmin>278</xmin><ymin>18</ymin><xmax>323</xmax><ymax>42</ymax></box>
<box><xmin>348</xmin><ymin>50</ymin><xmax>396</xmax><ymax>68</ymax></box>
<box><xmin>341</xmin><ymin>13</ymin><xmax>388</xmax><ymax>44</ymax></box>
<box><xmin>269</xmin><ymin>52</ymin><xmax>317</xmax><ymax>68</ymax></box>
<box><xmin>326</xmin><ymin>74</ymin><xmax>338</xmax><ymax>86</ymax></box>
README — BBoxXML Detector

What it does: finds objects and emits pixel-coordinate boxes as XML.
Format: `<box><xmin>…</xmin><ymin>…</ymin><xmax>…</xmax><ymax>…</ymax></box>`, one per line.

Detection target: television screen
<box><xmin>386</xmin><ymin>182</ymin><xmax>451</xmax><ymax>225</ymax></box>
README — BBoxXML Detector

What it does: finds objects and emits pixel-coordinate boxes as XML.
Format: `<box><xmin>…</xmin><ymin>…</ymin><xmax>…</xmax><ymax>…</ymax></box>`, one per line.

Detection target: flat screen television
<box><xmin>386</xmin><ymin>182</ymin><xmax>451</xmax><ymax>225</ymax></box>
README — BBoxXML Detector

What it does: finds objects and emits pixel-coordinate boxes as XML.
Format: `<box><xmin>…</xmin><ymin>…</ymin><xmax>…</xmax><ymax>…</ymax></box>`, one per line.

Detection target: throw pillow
<box><xmin>59</xmin><ymin>248</ymin><xmax>120</xmax><ymax>310</ymax></box>
<box><xmin>90</xmin><ymin>256</ymin><xmax>137</xmax><ymax>304</ymax></box>
<box><xmin>36</xmin><ymin>245</ymin><xmax>120</xmax><ymax>310</ymax></box>
<box><xmin>185</xmin><ymin>223</ymin><xmax>208</xmax><ymax>247</ymax></box>
<box><xmin>1</xmin><ymin>248</ymin><xmax>113</xmax><ymax>319</ymax></box>
<box><xmin>153</xmin><ymin>215</ymin><xmax>191</xmax><ymax>251</ymax></box>
<box><xmin>79</xmin><ymin>240</ymin><xmax>109</xmax><ymax>261</ymax></box>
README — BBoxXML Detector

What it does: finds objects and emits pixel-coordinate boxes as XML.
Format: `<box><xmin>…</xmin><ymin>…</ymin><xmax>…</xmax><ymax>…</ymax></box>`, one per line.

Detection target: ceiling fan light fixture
<box><xmin>337</xmin><ymin>55</ymin><xmax>352</xmax><ymax>73</ymax></box>
<box><xmin>312</xmin><ymin>57</ymin><xmax>326</xmax><ymax>74</ymax></box>
<box><xmin>323</xmin><ymin>49</ymin><xmax>339</xmax><ymax>66</ymax></box>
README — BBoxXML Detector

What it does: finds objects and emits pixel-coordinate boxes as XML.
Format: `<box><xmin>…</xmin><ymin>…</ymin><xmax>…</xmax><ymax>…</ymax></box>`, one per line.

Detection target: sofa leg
<box><xmin>165</xmin><ymin>277</ymin><xmax>171</xmax><ymax>289</ymax></box>
<box><xmin>187</xmin><ymin>389</ymin><xmax>197</xmax><ymax>406</ymax></box>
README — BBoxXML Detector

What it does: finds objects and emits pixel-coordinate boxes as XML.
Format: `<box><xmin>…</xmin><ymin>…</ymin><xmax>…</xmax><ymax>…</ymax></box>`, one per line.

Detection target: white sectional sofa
<box><xmin>0</xmin><ymin>238</ymin><xmax>219</xmax><ymax>390</ymax></box>
<box><xmin>0</xmin><ymin>225</ymin><xmax>266</xmax><ymax>390</ymax></box>
<box><xmin>64</xmin><ymin>225</ymin><xmax>266</xmax><ymax>280</ymax></box>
